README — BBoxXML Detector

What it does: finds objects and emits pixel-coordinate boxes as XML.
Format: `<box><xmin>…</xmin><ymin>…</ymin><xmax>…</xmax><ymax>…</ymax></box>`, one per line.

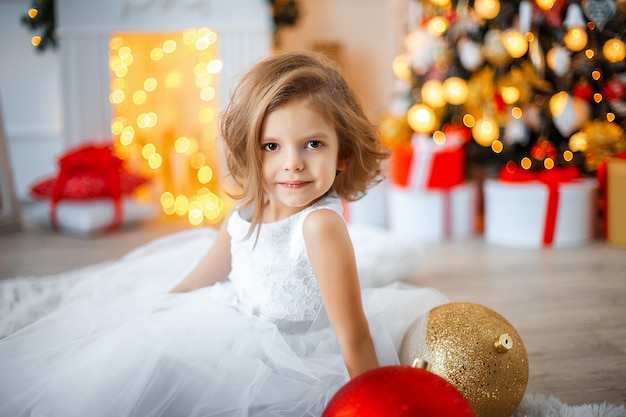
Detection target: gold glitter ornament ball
<box><xmin>399</xmin><ymin>302</ymin><xmax>529</xmax><ymax>417</ymax></box>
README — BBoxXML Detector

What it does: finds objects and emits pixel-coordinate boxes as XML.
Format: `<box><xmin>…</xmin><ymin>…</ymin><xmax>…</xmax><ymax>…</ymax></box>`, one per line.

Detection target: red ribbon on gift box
<box><xmin>499</xmin><ymin>165</ymin><xmax>581</xmax><ymax>246</ymax></box>
<box><xmin>427</xmin><ymin>146</ymin><xmax>465</xmax><ymax>189</ymax></box>
<box><xmin>390</xmin><ymin>136</ymin><xmax>465</xmax><ymax>190</ymax></box>
<box><xmin>597</xmin><ymin>151</ymin><xmax>626</xmax><ymax>239</ymax></box>
<box><xmin>51</xmin><ymin>143</ymin><xmax>124</xmax><ymax>230</ymax></box>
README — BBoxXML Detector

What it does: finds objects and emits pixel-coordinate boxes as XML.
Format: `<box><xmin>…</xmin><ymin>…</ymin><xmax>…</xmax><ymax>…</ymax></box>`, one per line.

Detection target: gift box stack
<box><xmin>387</xmin><ymin>132</ymin><xmax>477</xmax><ymax>243</ymax></box>
<box><xmin>484</xmin><ymin>163</ymin><xmax>598</xmax><ymax>249</ymax></box>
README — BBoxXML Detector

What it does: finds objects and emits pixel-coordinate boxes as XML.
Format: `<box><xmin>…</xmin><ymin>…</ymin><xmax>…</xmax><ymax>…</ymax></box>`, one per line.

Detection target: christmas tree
<box><xmin>382</xmin><ymin>0</ymin><xmax>626</xmax><ymax>178</ymax></box>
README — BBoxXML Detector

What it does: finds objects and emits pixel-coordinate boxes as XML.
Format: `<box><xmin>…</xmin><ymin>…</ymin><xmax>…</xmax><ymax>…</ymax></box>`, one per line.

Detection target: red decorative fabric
<box><xmin>499</xmin><ymin>165</ymin><xmax>581</xmax><ymax>246</ymax></box>
<box><xmin>29</xmin><ymin>142</ymin><xmax>149</xmax><ymax>230</ymax></box>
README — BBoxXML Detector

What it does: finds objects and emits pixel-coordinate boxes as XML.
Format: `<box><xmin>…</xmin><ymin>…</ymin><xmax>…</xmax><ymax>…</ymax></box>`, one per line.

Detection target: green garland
<box><xmin>21</xmin><ymin>0</ymin><xmax>56</xmax><ymax>52</ymax></box>
<box><xmin>268</xmin><ymin>0</ymin><xmax>300</xmax><ymax>32</ymax></box>
<box><xmin>20</xmin><ymin>0</ymin><xmax>299</xmax><ymax>53</ymax></box>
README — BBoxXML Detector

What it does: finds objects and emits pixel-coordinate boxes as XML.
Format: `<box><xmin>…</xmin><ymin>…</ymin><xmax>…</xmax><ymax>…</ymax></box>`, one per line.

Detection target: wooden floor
<box><xmin>1</xmin><ymin>217</ymin><xmax>625</xmax><ymax>407</ymax></box>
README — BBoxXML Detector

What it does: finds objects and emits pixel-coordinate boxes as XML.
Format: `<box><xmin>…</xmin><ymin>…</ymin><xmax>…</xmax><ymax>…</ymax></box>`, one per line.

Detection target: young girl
<box><xmin>0</xmin><ymin>52</ymin><xmax>447</xmax><ymax>416</ymax></box>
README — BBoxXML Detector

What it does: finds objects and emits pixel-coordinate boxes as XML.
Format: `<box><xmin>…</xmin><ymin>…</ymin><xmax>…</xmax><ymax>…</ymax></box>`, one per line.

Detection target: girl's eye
<box><xmin>262</xmin><ymin>143</ymin><xmax>278</xmax><ymax>151</ymax></box>
<box><xmin>306</xmin><ymin>140</ymin><xmax>323</xmax><ymax>149</ymax></box>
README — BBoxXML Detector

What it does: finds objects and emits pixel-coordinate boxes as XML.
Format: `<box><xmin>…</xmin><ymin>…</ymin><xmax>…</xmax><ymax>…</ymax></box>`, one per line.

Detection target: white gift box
<box><xmin>346</xmin><ymin>180</ymin><xmax>388</xmax><ymax>228</ymax></box>
<box><xmin>24</xmin><ymin>198</ymin><xmax>159</xmax><ymax>236</ymax></box>
<box><xmin>484</xmin><ymin>178</ymin><xmax>598</xmax><ymax>248</ymax></box>
<box><xmin>387</xmin><ymin>182</ymin><xmax>477</xmax><ymax>243</ymax></box>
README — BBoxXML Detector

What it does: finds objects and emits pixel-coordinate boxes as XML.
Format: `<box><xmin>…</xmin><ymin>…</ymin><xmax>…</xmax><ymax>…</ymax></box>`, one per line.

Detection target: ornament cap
<box><xmin>412</xmin><ymin>358</ymin><xmax>432</xmax><ymax>371</ymax></box>
<box><xmin>494</xmin><ymin>333</ymin><xmax>513</xmax><ymax>353</ymax></box>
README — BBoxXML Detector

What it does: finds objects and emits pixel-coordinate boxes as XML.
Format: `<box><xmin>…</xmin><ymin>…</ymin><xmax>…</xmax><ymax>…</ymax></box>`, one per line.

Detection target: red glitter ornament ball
<box><xmin>322</xmin><ymin>366</ymin><xmax>476</xmax><ymax>417</ymax></box>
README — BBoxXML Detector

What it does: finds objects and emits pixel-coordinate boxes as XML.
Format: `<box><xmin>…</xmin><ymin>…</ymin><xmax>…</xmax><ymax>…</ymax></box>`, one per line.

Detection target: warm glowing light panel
<box><xmin>109</xmin><ymin>28</ymin><xmax>231</xmax><ymax>226</ymax></box>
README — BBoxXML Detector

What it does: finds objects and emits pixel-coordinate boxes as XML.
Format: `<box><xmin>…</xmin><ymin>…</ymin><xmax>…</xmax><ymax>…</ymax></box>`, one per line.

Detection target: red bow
<box><xmin>51</xmin><ymin>143</ymin><xmax>124</xmax><ymax>230</ymax></box>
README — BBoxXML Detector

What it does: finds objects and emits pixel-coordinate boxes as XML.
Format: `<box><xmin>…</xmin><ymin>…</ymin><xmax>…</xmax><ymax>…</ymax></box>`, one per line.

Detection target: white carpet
<box><xmin>512</xmin><ymin>394</ymin><xmax>625</xmax><ymax>417</ymax></box>
<box><xmin>1</xmin><ymin>272</ymin><xmax>624</xmax><ymax>416</ymax></box>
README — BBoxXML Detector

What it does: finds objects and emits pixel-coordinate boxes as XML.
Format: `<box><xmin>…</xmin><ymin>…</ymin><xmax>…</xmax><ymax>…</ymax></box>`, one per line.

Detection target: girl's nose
<box><xmin>283</xmin><ymin>148</ymin><xmax>304</xmax><ymax>171</ymax></box>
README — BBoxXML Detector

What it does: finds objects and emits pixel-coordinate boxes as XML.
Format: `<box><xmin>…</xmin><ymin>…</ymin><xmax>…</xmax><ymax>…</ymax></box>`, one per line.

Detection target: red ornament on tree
<box><xmin>603</xmin><ymin>78</ymin><xmax>626</xmax><ymax>101</ymax></box>
<box><xmin>322</xmin><ymin>365</ymin><xmax>476</xmax><ymax>417</ymax></box>
<box><xmin>572</xmin><ymin>80</ymin><xmax>594</xmax><ymax>101</ymax></box>
<box><xmin>442</xmin><ymin>122</ymin><xmax>472</xmax><ymax>143</ymax></box>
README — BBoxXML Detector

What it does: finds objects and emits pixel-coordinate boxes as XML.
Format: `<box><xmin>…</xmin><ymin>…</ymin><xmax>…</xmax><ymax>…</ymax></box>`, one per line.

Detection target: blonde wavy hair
<box><xmin>220</xmin><ymin>51</ymin><xmax>388</xmax><ymax>234</ymax></box>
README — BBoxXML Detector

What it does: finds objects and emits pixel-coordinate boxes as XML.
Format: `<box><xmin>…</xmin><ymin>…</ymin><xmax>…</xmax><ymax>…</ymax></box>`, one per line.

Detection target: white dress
<box><xmin>0</xmin><ymin>195</ymin><xmax>448</xmax><ymax>417</ymax></box>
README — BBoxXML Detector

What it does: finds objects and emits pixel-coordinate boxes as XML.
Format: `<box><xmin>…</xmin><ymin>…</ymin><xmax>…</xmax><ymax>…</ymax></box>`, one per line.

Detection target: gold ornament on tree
<box><xmin>501</xmin><ymin>29</ymin><xmax>528</xmax><ymax>59</ymax></box>
<box><xmin>472</xmin><ymin>116</ymin><xmax>500</xmax><ymax>147</ymax></box>
<box><xmin>422</xmin><ymin>79</ymin><xmax>446</xmax><ymax>108</ymax></box>
<box><xmin>407</xmin><ymin>103</ymin><xmax>438</xmax><ymax>133</ymax></box>
<box><xmin>496</xmin><ymin>62</ymin><xmax>551</xmax><ymax>107</ymax></box>
<box><xmin>603</xmin><ymin>38</ymin><xmax>626</xmax><ymax>63</ymax></box>
<box><xmin>482</xmin><ymin>30</ymin><xmax>512</xmax><ymax>67</ymax></box>
<box><xmin>379</xmin><ymin>113</ymin><xmax>413</xmax><ymax>147</ymax></box>
<box><xmin>465</xmin><ymin>66</ymin><xmax>497</xmax><ymax>116</ymax></box>
<box><xmin>564</xmin><ymin>27</ymin><xmax>588</xmax><ymax>52</ymax></box>
<box><xmin>400</xmin><ymin>302</ymin><xmax>529</xmax><ymax>417</ymax></box>
<box><xmin>569</xmin><ymin>120</ymin><xmax>626</xmax><ymax>171</ymax></box>
<box><xmin>443</xmin><ymin>76</ymin><xmax>469</xmax><ymax>105</ymax></box>
<box><xmin>474</xmin><ymin>0</ymin><xmax>501</xmax><ymax>20</ymax></box>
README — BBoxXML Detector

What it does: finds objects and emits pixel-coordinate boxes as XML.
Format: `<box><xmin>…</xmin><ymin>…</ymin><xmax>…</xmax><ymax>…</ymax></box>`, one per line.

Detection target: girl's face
<box><xmin>259</xmin><ymin>98</ymin><xmax>345</xmax><ymax>222</ymax></box>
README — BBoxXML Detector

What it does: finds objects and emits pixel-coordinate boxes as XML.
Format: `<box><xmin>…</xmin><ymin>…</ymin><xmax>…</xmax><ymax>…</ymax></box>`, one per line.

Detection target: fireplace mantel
<box><xmin>56</xmin><ymin>0</ymin><xmax>271</xmax><ymax>146</ymax></box>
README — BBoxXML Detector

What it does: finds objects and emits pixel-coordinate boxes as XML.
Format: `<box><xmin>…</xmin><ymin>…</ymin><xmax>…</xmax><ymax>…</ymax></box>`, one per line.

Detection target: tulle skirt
<box><xmin>0</xmin><ymin>227</ymin><xmax>448</xmax><ymax>417</ymax></box>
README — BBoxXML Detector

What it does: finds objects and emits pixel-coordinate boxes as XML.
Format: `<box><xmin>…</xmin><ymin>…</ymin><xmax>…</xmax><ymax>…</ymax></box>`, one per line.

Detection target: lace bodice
<box><xmin>226</xmin><ymin>196</ymin><xmax>343</xmax><ymax>332</ymax></box>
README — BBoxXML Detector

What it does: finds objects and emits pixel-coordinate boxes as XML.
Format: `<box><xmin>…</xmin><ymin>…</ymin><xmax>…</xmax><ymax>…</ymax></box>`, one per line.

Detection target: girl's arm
<box><xmin>169</xmin><ymin>219</ymin><xmax>232</xmax><ymax>293</ymax></box>
<box><xmin>303</xmin><ymin>209</ymin><xmax>380</xmax><ymax>379</ymax></box>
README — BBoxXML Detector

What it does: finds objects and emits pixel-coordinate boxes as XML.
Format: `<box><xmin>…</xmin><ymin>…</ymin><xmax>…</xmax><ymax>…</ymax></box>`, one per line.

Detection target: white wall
<box><xmin>278</xmin><ymin>0</ymin><xmax>409</xmax><ymax>123</ymax></box>
<box><xmin>0</xmin><ymin>0</ymin><xmax>65</xmax><ymax>199</ymax></box>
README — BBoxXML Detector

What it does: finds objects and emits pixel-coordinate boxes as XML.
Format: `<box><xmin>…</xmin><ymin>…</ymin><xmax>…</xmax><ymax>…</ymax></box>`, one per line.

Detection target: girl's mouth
<box><xmin>279</xmin><ymin>181</ymin><xmax>310</xmax><ymax>189</ymax></box>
